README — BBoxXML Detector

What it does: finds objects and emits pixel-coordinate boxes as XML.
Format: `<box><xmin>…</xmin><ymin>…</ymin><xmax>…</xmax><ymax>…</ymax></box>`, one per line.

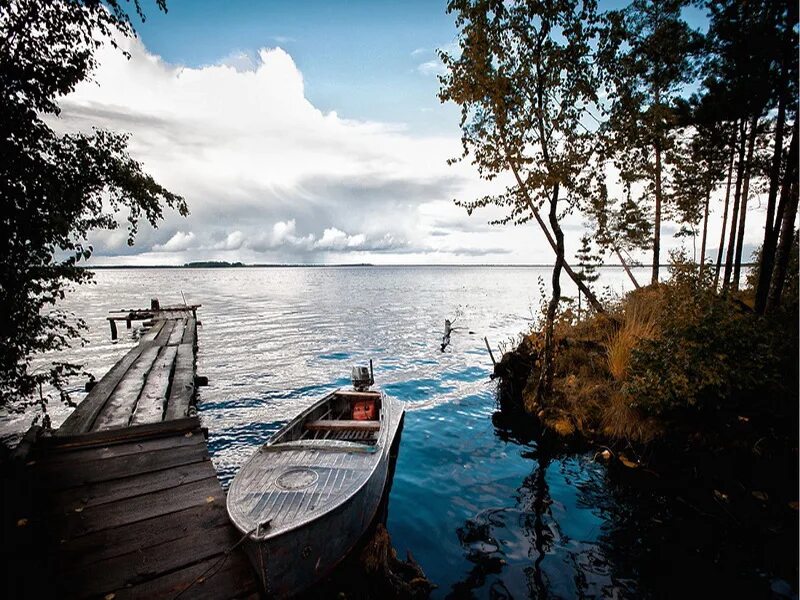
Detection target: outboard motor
<box><xmin>351</xmin><ymin>359</ymin><xmax>374</xmax><ymax>391</ymax></box>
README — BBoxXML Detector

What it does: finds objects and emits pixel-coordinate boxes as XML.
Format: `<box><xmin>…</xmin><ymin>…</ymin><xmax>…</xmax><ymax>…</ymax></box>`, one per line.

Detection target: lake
<box><xmin>3</xmin><ymin>265</ymin><xmax>788</xmax><ymax>598</ymax></box>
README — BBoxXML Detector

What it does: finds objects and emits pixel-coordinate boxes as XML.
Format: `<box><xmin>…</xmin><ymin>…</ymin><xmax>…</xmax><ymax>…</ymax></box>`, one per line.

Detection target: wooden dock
<box><xmin>3</xmin><ymin>302</ymin><xmax>260</xmax><ymax>599</ymax></box>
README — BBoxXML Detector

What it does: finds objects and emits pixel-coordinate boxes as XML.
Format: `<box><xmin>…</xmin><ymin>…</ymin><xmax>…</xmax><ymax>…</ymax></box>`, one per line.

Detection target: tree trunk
<box><xmin>733</xmin><ymin>114</ymin><xmax>759</xmax><ymax>290</ymax></box>
<box><xmin>614</xmin><ymin>245</ymin><xmax>641</xmax><ymax>289</ymax></box>
<box><xmin>723</xmin><ymin>118</ymin><xmax>748</xmax><ymax>291</ymax></box>
<box><xmin>652</xmin><ymin>144</ymin><xmax>663</xmax><ymax>285</ymax></box>
<box><xmin>502</xmin><ymin>144</ymin><xmax>605</xmax><ymax>313</ymax></box>
<box><xmin>537</xmin><ymin>183</ymin><xmax>563</xmax><ymax>404</ymax></box>
<box><xmin>766</xmin><ymin>126</ymin><xmax>799</xmax><ymax>313</ymax></box>
<box><xmin>699</xmin><ymin>188</ymin><xmax>711</xmax><ymax>278</ymax></box>
<box><xmin>755</xmin><ymin>101</ymin><xmax>790</xmax><ymax>313</ymax></box>
<box><xmin>715</xmin><ymin>122</ymin><xmax>738</xmax><ymax>288</ymax></box>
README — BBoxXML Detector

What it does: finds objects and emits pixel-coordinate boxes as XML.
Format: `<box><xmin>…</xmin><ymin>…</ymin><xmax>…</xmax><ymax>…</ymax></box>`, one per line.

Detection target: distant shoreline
<box><xmin>84</xmin><ymin>262</ymin><xmax>757</xmax><ymax>269</ymax></box>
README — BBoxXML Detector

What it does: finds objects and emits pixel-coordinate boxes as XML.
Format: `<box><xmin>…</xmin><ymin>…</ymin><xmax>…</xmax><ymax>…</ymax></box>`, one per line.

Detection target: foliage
<box><xmin>0</xmin><ymin>0</ymin><xmax>187</xmax><ymax>413</ymax></box>
<box><xmin>599</xmin><ymin>0</ymin><xmax>702</xmax><ymax>282</ymax></box>
<box><xmin>624</xmin><ymin>255</ymin><xmax>793</xmax><ymax>417</ymax></box>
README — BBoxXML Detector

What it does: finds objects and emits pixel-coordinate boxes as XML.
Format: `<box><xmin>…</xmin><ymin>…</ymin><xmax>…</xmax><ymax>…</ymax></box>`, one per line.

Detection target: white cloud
<box><xmin>154</xmin><ymin>231</ymin><xmax>196</xmax><ymax>252</ymax></box>
<box><xmin>52</xmin><ymin>33</ymin><xmax>721</xmax><ymax>266</ymax></box>
<box><xmin>417</xmin><ymin>59</ymin><xmax>447</xmax><ymax>76</ymax></box>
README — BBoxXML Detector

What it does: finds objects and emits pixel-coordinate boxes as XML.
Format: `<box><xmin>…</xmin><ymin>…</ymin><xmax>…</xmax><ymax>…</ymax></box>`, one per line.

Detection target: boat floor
<box><xmin>228</xmin><ymin>439</ymin><xmax>380</xmax><ymax>537</ymax></box>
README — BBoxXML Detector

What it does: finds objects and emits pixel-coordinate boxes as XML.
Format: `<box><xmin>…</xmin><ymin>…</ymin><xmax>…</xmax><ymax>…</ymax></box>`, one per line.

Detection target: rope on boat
<box><xmin>171</xmin><ymin>520</ymin><xmax>270</xmax><ymax>600</ymax></box>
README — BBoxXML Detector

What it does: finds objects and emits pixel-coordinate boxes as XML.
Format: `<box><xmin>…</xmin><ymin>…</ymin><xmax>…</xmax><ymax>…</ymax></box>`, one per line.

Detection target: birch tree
<box><xmin>440</xmin><ymin>0</ymin><xmax>603</xmax><ymax>401</ymax></box>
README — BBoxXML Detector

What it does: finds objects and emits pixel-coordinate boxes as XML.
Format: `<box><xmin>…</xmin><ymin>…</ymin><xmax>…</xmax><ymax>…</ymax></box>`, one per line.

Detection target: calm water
<box><xmin>3</xmin><ymin>266</ymin><xmax>789</xmax><ymax>598</ymax></box>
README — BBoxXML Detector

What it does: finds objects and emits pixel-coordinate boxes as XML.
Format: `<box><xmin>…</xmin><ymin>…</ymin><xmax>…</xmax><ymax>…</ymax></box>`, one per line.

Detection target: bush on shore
<box><xmin>500</xmin><ymin>247</ymin><xmax>798</xmax><ymax>447</ymax></box>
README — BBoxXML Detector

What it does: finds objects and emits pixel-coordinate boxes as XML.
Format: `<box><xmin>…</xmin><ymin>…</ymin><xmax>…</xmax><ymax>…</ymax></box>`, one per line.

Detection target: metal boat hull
<box><xmin>244</xmin><ymin>439</ymin><xmax>392</xmax><ymax>597</ymax></box>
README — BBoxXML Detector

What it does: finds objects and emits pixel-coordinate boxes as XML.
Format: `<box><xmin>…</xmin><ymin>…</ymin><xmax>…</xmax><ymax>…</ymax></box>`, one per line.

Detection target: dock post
<box><xmin>150</xmin><ymin>298</ymin><xmax>160</xmax><ymax>311</ymax></box>
<box><xmin>109</xmin><ymin>319</ymin><xmax>117</xmax><ymax>340</ymax></box>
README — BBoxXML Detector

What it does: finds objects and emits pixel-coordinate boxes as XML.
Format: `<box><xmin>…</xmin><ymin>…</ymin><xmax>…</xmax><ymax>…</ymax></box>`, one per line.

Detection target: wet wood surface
<box><xmin>4</xmin><ymin>302</ymin><xmax>260</xmax><ymax>599</ymax></box>
<box><xmin>8</xmin><ymin>418</ymin><xmax>259</xmax><ymax>599</ymax></box>
<box><xmin>60</xmin><ymin>307</ymin><xmax>199</xmax><ymax>436</ymax></box>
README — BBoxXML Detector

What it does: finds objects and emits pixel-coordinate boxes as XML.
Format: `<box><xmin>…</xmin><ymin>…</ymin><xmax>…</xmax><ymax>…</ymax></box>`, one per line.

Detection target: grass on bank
<box><xmin>510</xmin><ymin>248</ymin><xmax>798</xmax><ymax>447</ymax></box>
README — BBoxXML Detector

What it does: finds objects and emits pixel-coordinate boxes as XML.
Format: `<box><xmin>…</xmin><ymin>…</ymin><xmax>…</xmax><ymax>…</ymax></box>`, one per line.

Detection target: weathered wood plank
<box><xmin>62</xmin><ymin>523</ymin><xmax>240</xmax><ymax>597</ymax></box>
<box><xmin>153</xmin><ymin>318</ymin><xmax>177</xmax><ymax>346</ymax></box>
<box><xmin>46</xmin><ymin>417</ymin><xmax>201</xmax><ymax>450</ymax></box>
<box><xmin>57</xmin><ymin>501</ymin><xmax>231</xmax><ymax>567</ymax></box>
<box><xmin>164</xmin><ymin>343</ymin><xmax>195</xmax><ymax>420</ymax></box>
<box><xmin>32</xmin><ymin>443</ymin><xmax>209</xmax><ymax>490</ymax></box>
<box><xmin>55</xmin><ymin>476</ymin><xmax>223</xmax><ymax>538</ymax></box>
<box><xmin>166</xmin><ymin>317</ymin><xmax>187</xmax><ymax>346</ymax></box>
<box><xmin>37</xmin><ymin>427</ymin><xmax>204</xmax><ymax>466</ymax></box>
<box><xmin>139</xmin><ymin>319</ymin><xmax>166</xmax><ymax>343</ymax></box>
<box><xmin>181</xmin><ymin>316</ymin><xmax>197</xmax><ymax>347</ymax></box>
<box><xmin>92</xmin><ymin>345</ymin><xmax>161</xmax><ymax>432</ymax></box>
<box><xmin>111</xmin><ymin>550</ymin><xmax>258</xmax><ymax>600</ymax></box>
<box><xmin>58</xmin><ymin>344</ymin><xmax>149</xmax><ymax>435</ymax></box>
<box><xmin>130</xmin><ymin>345</ymin><xmax>178</xmax><ymax>426</ymax></box>
<box><xmin>48</xmin><ymin>456</ymin><xmax>213</xmax><ymax>513</ymax></box>
<box><xmin>305</xmin><ymin>419</ymin><xmax>381</xmax><ymax>432</ymax></box>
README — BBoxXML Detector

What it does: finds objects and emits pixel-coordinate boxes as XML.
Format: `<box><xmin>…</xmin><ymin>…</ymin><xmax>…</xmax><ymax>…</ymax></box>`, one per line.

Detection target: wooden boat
<box><xmin>227</xmin><ymin>381</ymin><xmax>405</xmax><ymax>597</ymax></box>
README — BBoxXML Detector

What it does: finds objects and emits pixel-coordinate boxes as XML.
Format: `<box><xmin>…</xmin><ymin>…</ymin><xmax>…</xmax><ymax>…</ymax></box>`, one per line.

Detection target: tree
<box><xmin>588</xmin><ymin>176</ymin><xmax>649</xmax><ymax>289</ymax></box>
<box><xmin>670</xmin><ymin>100</ymin><xmax>732</xmax><ymax>278</ymax></box>
<box><xmin>0</xmin><ymin>0</ymin><xmax>187</xmax><ymax>415</ymax></box>
<box><xmin>702</xmin><ymin>0</ymin><xmax>798</xmax><ymax>294</ymax></box>
<box><xmin>574</xmin><ymin>234</ymin><xmax>602</xmax><ymax>318</ymax></box>
<box><xmin>600</xmin><ymin>0</ymin><xmax>701</xmax><ymax>285</ymax></box>
<box><xmin>440</xmin><ymin>0</ymin><xmax>604</xmax><ymax>402</ymax></box>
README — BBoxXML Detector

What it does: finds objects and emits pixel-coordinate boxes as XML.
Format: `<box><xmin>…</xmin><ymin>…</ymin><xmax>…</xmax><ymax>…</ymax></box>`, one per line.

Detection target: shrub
<box><xmin>623</xmin><ymin>256</ymin><xmax>790</xmax><ymax>417</ymax></box>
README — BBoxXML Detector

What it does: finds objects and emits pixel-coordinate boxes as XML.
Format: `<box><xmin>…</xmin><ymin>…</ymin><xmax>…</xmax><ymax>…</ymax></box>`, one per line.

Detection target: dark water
<box><xmin>3</xmin><ymin>266</ymin><xmax>792</xmax><ymax>598</ymax></box>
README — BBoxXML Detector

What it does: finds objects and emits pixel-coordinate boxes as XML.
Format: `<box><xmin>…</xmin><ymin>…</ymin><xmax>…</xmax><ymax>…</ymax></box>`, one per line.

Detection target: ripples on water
<box><xmin>4</xmin><ymin>266</ymin><xmax>786</xmax><ymax>598</ymax></box>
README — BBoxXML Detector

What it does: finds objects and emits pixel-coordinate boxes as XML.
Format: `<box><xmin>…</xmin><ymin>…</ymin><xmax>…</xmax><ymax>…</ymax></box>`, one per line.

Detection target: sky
<box><xmin>51</xmin><ymin>0</ymin><xmax>759</xmax><ymax>266</ymax></box>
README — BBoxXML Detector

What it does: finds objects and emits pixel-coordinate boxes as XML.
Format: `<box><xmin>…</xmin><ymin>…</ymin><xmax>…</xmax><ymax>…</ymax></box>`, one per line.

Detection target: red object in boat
<box><xmin>352</xmin><ymin>399</ymin><xmax>376</xmax><ymax>421</ymax></box>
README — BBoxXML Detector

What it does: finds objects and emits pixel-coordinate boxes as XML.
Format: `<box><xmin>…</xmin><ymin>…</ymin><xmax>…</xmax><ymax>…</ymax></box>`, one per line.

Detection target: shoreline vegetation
<box><xmin>492</xmin><ymin>251</ymin><xmax>799</xmax><ymax>588</ymax></box>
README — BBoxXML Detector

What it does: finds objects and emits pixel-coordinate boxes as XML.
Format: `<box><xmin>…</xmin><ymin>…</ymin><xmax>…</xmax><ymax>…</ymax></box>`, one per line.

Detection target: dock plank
<box><xmin>165</xmin><ymin>343</ymin><xmax>195</xmax><ymax>420</ymax></box>
<box><xmin>57</xmin><ymin>499</ymin><xmax>229</xmax><ymax>567</ymax></box>
<box><xmin>130</xmin><ymin>345</ymin><xmax>178</xmax><ymax>426</ymax></box>
<box><xmin>113</xmin><ymin>551</ymin><xmax>259</xmax><ymax>600</ymax></box>
<box><xmin>49</xmin><ymin>455</ymin><xmax>212</xmax><ymax>512</ymax></box>
<box><xmin>32</xmin><ymin>443</ymin><xmax>210</xmax><ymax>489</ymax></box>
<box><xmin>167</xmin><ymin>317</ymin><xmax>187</xmax><ymax>346</ymax></box>
<box><xmin>140</xmin><ymin>319</ymin><xmax>166</xmax><ymax>343</ymax></box>
<box><xmin>182</xmin><ymin>316</ymin><xmax>197</xmax><ymax>347</ymax></box>
<box><xmin>58</xmin><ymin>343</ymin><xmax>149</xmax><ymax>435</ymax></box>
<box><xmin>153</xmin><ymin>318</ymin><xmax>176</xmax><ymax>346</ymax></box>
<box><xmin>62</xmin><ymin>523</ymin><xmax>239</xmax><ymax>597</ymax></box>
<box><xmin>55</xmin><ymin>475</ymin><xmax>222</xmax><ymax>538</ymax></box>
<box><xmin>92</xmin><ymin>345</ymin><xmax>161</xmax><ymax>431</ymax></box>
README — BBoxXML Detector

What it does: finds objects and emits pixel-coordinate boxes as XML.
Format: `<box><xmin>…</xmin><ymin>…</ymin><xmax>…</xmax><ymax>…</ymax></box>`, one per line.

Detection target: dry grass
<box><xmin>601</xmin><ymin>390</ymin><xmax>661</xmax><ymax>443</ymax></box>
<box><xmin>605</xmin><ymin>290</ymin><xmax>662</xmax><ymax>381</ymax></box>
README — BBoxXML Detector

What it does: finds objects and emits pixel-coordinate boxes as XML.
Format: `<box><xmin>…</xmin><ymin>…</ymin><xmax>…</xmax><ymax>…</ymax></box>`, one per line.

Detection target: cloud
<box><xmin>154</xmin><ymin>231</ymin><xmax>196</xmax><ymax>252</ymax></box>
<box><xmin>53</xmin><ymin>33</ymin><xmax>725</xmax><ymax>266</ymax></box>
<box><xmin>417</xmin><ymin>59</ymin><xmax>446</xmax><ymax>76</ymax></box>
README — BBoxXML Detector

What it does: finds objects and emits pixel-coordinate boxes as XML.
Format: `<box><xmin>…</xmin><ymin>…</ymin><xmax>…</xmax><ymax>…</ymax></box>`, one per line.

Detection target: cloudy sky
<box><xmin>52</xmin><ymin>0</ymin><xmax>761</xmax><ymax>266</ymax></box>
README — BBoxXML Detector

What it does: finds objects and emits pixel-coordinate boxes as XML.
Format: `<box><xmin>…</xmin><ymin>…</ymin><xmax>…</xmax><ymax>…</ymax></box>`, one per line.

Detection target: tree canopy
<box><xmin>0</xmin><ymin>0</ymin><xmax>187</xmax><ymax>415</ymax></box>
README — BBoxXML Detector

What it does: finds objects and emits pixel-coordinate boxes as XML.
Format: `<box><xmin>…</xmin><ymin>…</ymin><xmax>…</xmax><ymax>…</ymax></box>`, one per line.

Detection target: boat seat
<box><xmin>304</xmin><ymin>419</ymin><xmax>380</xmax><ymax>432</ymax></box>
<box><xmin>334</xmin><ymin>390</ymin><xmax>381</xmax><ymax>401</ymax></box>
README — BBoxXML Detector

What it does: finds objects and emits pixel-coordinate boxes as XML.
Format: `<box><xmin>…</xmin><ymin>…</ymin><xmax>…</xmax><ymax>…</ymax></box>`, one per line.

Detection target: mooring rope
<box><xmin>171</xmin><ymin>520</ymin><xmax>269</xmax><ymax>600</ymax></box>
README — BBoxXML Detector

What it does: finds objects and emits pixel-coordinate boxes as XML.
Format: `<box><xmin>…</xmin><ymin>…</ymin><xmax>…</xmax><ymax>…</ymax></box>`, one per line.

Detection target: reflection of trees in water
<box><xmin>466</xmin><ymin>410</ymin><xmax>790</xmax><ymax>599</ymax></box>
<box><xmin>449</xmin><ymin>412</ymin><xmax>641</xmax><ymax>599</ymax></box>
<box><xmin>448</xmin><ymin>451</ymin><xmax>557</xmax><ymax>599</ymax></box>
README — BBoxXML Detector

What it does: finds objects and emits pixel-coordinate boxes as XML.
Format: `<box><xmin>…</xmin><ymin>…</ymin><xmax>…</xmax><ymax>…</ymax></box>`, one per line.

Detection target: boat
<box><xmin>226</xmin><ymin>363</ymin><xmax>405</xmax><ymax>597</ymax></box>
